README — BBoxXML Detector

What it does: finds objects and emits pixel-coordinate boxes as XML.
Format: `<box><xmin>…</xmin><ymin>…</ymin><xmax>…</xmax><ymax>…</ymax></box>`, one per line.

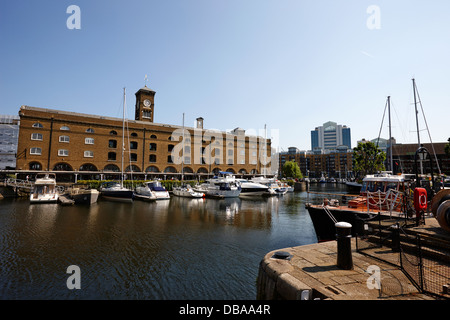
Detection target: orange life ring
<box><xmin>414</xmin><ymin>187</ymin><xmax>427</xmax><ymax>212</ymax></box>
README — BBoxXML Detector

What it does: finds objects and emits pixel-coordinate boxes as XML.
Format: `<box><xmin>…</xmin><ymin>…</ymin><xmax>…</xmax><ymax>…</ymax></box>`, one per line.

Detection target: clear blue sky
<box><xmin>1</xmin><ymin>0</ymin><xmax>449</xmax><ymax>152</ymax></box>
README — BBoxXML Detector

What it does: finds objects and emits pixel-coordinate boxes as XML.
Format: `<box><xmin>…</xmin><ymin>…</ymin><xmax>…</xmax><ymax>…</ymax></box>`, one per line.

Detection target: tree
<box><xmin>353</xmin><ymin>141</ymin><xmax>386</xmax><ymax>180</ymax></box>
<box><xmin>282</xmin><ymin>161</ymin><xmax>303</xmax><ymax>179</ymax></box>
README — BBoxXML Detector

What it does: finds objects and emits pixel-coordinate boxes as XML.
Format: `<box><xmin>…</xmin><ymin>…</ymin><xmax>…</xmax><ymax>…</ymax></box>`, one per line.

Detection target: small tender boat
<box><xmin>69</xmin><ymin>185</ymin><xmax>99</xmax><ymax>205</ymax></box>
<box><xmin>30</xmin><ymin>173</ymin><xmax>59</xmax><ymax>203</ymax></box>
<box><xmin>250</xmin><ymin>177</ymin><xmax>286</xmax><ymax>196</ymax></box>
<box><xmin>173</xmin><ymin>184</ymin><xmax>205</xmax><ymax>198</ymax></box>
<box><xmin>135</xmin><ymin>181</ymin><xmax>170</xmax><ymax>200</ymax></box>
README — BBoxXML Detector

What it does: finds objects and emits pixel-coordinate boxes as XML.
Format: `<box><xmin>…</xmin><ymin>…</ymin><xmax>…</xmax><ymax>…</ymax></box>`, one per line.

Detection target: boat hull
<box><xmin>101</xmin><ymin>190</ymin><xmax>134</xmax><ymax>203</ymax></box>
<box><xmin>71</xmin><ymin>190</ymin><xmax>99</xmax><ymax>205</ymax></box>
<box><xmin>305</xmin><ymin>204</ymin><xmax>375</xmax><ymax>242</ymax></box>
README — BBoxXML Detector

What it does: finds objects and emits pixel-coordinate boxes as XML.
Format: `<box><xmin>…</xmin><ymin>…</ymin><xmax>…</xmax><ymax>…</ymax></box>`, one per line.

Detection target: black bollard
<box><xmin>335</xmin><ymin>222</ymin><xmax>353</xmax><ymax>270</ymax></box>
<box><xmin>390</xmin><ymin>223</ymin><xmax>400</xmax><ymax>252</ymax></box>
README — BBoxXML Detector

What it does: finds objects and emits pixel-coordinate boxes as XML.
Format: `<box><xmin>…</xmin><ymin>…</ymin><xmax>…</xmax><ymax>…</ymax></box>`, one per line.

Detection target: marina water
<box><xmin>0</xmin><ymin>184</ymin><xmax>346</xmax><ymax>299</ymax></box>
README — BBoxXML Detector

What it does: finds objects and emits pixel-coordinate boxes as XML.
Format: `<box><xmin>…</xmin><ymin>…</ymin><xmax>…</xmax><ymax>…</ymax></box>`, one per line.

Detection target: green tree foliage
<box><xmin>282</xmin><ymin>161</ymin><xmax>303</xmax><ymax>179</ymax></box>
<box><xmin>352</xmin><ymin>141</ymin><xmax>386</xmax><ymax>179</ymax></box>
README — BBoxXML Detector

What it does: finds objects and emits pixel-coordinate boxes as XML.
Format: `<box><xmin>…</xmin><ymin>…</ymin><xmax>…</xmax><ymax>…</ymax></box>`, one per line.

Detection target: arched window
<box><xmin>79</xmin><ymin>164</ymin><xmax>98</xmax><ymax>171</ymax></box>
<box><xmin>60</xmin><ymin>126</ymin><xmax>70</xmax><ymax>131</ymax></box>
<box><xmin>53</xmin><ymin>162</ymin><xmax>73</xmax><ymax>171</ymax></box>
<box><xmin>110</xmin><ymin>130</ymin><xmax>117</xmax><ymax>135</ymax></box>
<box><xmin>125</xmin><ymin>165</ymin><xmax>140</xmax><ymax>172</ymax></box>
<box><xmin>131</xmin><ymin>132</ymin><xmax>138</xmax><ymax>137</ymax></box>
<box><xmin>86</xmin><ymin>128</ymin><xmax>95</xmax><ymax>133</ymax></box>
<box><xmin>164</xmin><ymin>166</ymin><xmax>177</xmax><ymax>173</ymax></box>
<box><xmin>104</xmin><ymin>164</ymin><xmax>120</xmax><ymax>172</ymax></box>
<box><xmin>197</xmin><ymin>167</ymin><xmax>208</xmax><ymax>174</ymax></box>
<box><xmin>145</xmin><ymin>165</ymin><xmax>159</xmax><ymax>173</ymax></box>
<box><xmin>150</xmin><ymin>134</ymin><xmax>157</xmax><ymax>139</ymax></box>
<box><xmin>29</xmin><ymin>162</ymin><xmax>42</xmax><ymax>170</ymax></box>
<box><xmin>32</xmin><ymin>122</ymin><xmax>43</xmax><ymax>128</ymax></box>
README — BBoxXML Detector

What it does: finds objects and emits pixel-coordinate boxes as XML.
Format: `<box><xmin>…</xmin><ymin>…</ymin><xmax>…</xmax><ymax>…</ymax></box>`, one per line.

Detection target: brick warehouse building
<box><xmin>15</xmin><ymin>85</ymin><xmax>272</xmax><ymax>181</ymax></box>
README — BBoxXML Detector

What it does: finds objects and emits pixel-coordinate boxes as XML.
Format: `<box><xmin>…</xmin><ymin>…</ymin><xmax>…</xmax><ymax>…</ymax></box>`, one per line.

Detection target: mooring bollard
<box><xmin>335</xmin><ymin>222</ymin><xmax>353</xmax><ymax>270</ymax></box>
<box><xmin>390</xmin><ymin>223</ymin><xmax>400</xmax><ymax>252</ymax></box>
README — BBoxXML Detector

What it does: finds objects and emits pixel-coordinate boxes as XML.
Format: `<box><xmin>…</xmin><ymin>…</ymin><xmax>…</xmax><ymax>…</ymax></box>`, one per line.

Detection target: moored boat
<box><xmin>69</xmin><ymin>185</ymin><xmax>99</xmax><ymax>205</ymax></box>
<box><xmin>237</xmin><ymin>179</ymin><xmax>275</xmax><ymax>197</ymax></box>
<box><xmin>135</xmin><ymin>181</ymin><xmax>170</xmax><ymax>200</ymax></box>
<box><xmin>173</xmin><ymin>184</ymin><xmax>204</xmax><ymax>198</ymax></box>
<box><xmin>197</xmin><ymin>172</ymin><xmax>241</xmax><ymax>198</ymax></box>
<box><xmin>30</xmin><ymin>173</ymin><xmax>59</xmax><ymax>203</ymax></box>
<box><xmin>100</xmin><ymin>181</ymin><xmax>134</xmax><ymax>202</ymax></box>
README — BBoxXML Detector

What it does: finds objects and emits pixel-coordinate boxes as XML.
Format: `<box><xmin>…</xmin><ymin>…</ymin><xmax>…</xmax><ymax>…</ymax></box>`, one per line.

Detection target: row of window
<box><xmin>32</xmin><ymin>122</ymin><xmax>157</xmax><ymax>139</ymax></box>
<box><xmin>30</xmin><ymin>147</ymin><xmax>94</xmax><ymax>158</ymax></box>
<box><xmin>29</xmin><ymin>147</ymin><xmax>253</xmax><ymax>165</ymax></box>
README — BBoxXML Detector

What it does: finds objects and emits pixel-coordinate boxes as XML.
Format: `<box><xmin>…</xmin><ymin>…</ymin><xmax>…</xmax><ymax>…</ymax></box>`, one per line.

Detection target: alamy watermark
<box><xmin>366</xmin><ymin>5</ymin><xmax>381</xmax><ymax>30</ymax></box>
<box><xmin>66</xmin><ymin>5</ymin><xmax>81</xmax><ymax>30</ymax></box>
<box><xmin>168</xmin><ymin>127</ymin><xmax>279</xmax><ymax>169</ymax></box>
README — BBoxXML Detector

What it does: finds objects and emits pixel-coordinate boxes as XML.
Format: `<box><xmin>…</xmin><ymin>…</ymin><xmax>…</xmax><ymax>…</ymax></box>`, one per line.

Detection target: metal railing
<box><xmin>356</xmin><ymin>219</ymin><xmax>450</xmax><ymax>299</ymax></box>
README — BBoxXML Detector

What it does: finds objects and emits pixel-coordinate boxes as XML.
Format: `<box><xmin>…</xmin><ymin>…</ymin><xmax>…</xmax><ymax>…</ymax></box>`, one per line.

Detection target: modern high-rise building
<box><xmin>0</xmin><ymin>115</ymin><xmax>20</xmax><ymax>169</ymax></box>
<box><xmin>311</xmin><ymin>121</ymin><xmax>351</xmax><ymax>152</ymax></box>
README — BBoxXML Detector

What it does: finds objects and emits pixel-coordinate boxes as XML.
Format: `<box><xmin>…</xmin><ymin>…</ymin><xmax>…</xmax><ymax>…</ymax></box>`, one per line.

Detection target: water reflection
<box><xmin>0</xmin><ymin>187</ymin><xmax>331</xmax><ymax>299</ymax></box>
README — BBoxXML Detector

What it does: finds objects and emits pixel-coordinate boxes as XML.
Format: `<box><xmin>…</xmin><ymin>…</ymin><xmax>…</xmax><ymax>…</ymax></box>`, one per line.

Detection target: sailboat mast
<box><xmin>387</xmin><ymin>96</ymin><xmax>393</xmax><ymax>172</ymax></box>
<box><xmin>181</xmin><ymin>113</ymin><xmax>185</xmax><ymax>181</ymax></box>
<box><xmin>122</xmin><ymin>87</ymin><xmax>126</xmax><ymax>188</ymax></box>
<box><xmin>412</xmin><ymin>78</ymin><xmax>423</xmax><ymax>174</ymax></box>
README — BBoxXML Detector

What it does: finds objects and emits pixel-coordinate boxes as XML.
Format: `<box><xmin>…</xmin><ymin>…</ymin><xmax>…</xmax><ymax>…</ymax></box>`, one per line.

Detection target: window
<box><xmin>84</xmin><ymin>151</ymin><xmax>94</xmax><ymax>158</ymax></box>
<box><xmin>108</xmin><ymin>152</ymin><xmax>116</xmax><ymax>161</ymax></box>
<box><xmin>130</xmin><ymin>141</ymin><xmax>138</xmax><ymax>150</ymax></box>
<box><xmin>60</xmin><ymin>126</ymin><xmax>70</xmax><ymax>131</ymax></box>
<box><xmin>58</xmin><ymin>149</ymin><xmax>69</xmax><ymax>156</ymax></box>
<box><xmin>167</xmin><ymin>155</ymin><xmax>173</xmax><ymax>163</ymax></box>
<box><xmin>149</xmin><ymin>154</ymin><xmax>156</xmax><ymax>162</ymax></box>
<box><xmin>59</xmin><ymin>135</ymin><xmax>70</xmax><ymax>143</ymax></box>
<box><xmin>85</xmin><ymin>137</ymin><xmax>94</xmax><ymax>145</ymax></box>
<box><xmin>131</xmin><ymin>132</ymin><xmax>138</xmax><ymax>137</ymax></box>
<box><xmin>86</xmin><ymin>128</ymin><xmax>95</xmax><ymax>133</ymax></box>
<box><xmin>109</xmin><ymin>140</ymin><xmax>117</xmax><ymax>148</ymax></box>
<box><xmin>29</xmin><ymin>162</ymin><xmax>42</xmax><ymax>170</ymax></box>
<box><xmin>149</xmin><ymin>143</ymin><xmax>157</xmax><ymax>151</ymax></box>
<box><xmin>31</xmin><ymin>133</ymin><xmax>43</xmax><ymax>140</ymax></box>
<box><xmin>110</xmin><ymin>130</ymin><xmax>117</xmax><ymax>135</ymax></box>
<box><xmin>168</xmin><ymin>144</ymin><xmax>174</xmax><ymax>152</ymax></box>
<box><xmin>150</xmin><ymin>134</ymin><xmax>157</xmax><ymax>139</ymax></box>
<box><xmin>30</xmin><ymin>147</ymin><xmax>42</xmax><ymax>155</ymax></box>
<box><xmin>32</xmin><ymin>122</ymin><xmax>43</xmax><ymax>128</ymax></box>
<box><xmin>130</xmin><ymin>153</ymin><xmax>137</xmax><ymax>162</ymax></box>
<box><xmin>143</xmin><ymin>110</ymin><xmax>152</xmax><ymax>118</ymax></box>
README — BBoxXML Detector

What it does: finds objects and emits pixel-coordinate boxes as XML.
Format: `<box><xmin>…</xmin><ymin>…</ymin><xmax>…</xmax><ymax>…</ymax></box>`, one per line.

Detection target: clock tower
<box><xmin>135</xmin><ymin>85</ymin><xmax>156</xmax><ymax>122</ymax></box>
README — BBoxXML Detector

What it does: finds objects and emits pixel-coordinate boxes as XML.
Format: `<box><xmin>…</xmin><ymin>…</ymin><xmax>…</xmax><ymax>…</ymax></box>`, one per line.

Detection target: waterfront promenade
<box><xmin>257</xmin><ymin>218</ymin><xmax>449</xmax><ymax>300</ymax></box>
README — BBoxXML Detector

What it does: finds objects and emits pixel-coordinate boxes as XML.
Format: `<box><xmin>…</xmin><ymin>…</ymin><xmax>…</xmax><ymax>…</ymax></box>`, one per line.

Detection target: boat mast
<box><xmin>412</xmin><ymin>78</ymin><xmax>423</xmax><ymax>174</ymax></box>
<box><xmin>387</xmin><ymin>96</ymin><xmax>393</xmax><ymax>172</ymax></box>
<box><xmin>181</xmin><ymin>112</ymin><xmax>185</xmax><ymax>182</ymax></box>
<box><xmin>122</xmin><ymin>87</ymin><xmax>126</xmax><ymax>188</ymax></box>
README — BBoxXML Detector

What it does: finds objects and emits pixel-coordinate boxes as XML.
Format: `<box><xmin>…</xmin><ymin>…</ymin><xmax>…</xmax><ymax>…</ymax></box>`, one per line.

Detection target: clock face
<box><xmin>143</xmin><ymin>99</ymin><xmax>151</xmax><ymax>107</ymax></box>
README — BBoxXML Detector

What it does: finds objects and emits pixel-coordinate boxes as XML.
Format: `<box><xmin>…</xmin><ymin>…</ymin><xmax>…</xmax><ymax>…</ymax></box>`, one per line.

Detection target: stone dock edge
<box><xmin>256</xmin><ymin>239</ymin><xmax>436</xmax><ymax>300</ymax></box>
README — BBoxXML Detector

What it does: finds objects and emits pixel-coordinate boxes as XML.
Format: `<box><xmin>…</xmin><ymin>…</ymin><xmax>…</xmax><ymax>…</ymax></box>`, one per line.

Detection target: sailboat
<box><xmin>173</xmin><ymin>113</ymin><xmax>205</xmax><ymax>198</ymax></box>
<box><xmin>100</xmin><ymin>88</ymin><xmax>134</xmax><ymax>202</ymax></box>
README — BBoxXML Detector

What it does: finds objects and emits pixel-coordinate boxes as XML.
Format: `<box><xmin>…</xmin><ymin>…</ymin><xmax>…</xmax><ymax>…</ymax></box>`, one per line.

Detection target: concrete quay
<box><xmin>257</xmin><ymin>239</ymin><xmax>436</xmax><ymax>300</ymax></box>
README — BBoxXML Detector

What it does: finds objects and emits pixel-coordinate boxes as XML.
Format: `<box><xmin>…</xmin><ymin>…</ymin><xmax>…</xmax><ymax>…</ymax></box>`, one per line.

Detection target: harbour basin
<box><xmin>0</xmin><ymin>184</ymin><xmax>346</xmax><ymax>299</ymax></box>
